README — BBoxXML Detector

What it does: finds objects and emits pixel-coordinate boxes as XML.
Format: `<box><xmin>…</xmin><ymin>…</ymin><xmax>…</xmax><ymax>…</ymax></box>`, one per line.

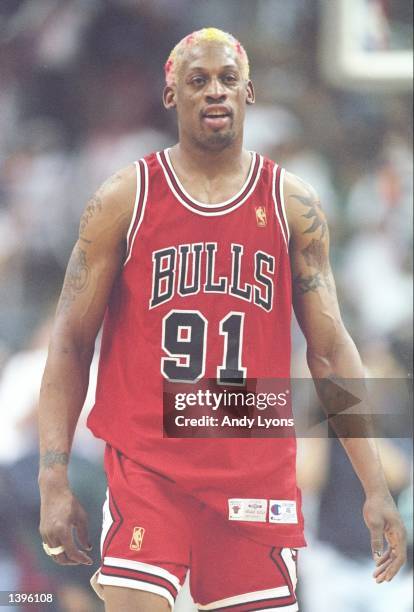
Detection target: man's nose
<box><xmin>205</xmin><ymin>78</ymin><xmax>226</xmax><ymax>100</ymax></box>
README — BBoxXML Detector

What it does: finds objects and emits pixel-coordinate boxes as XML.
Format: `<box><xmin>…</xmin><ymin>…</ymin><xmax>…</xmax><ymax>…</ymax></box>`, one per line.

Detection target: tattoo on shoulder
<box><xmin>40</xmin><ymin>451</ymin><xmax>69</xmax><ymax>469</ymax></box>
<box><xmin>290</xmin><ymin>181</ymin><xmax>327</xmax><ymax>238</ymax></box>
<box><xmin>79</xmin><ymin>194</ymin><xmax>103</xmax><ymax>237</ymax></box>
<box><xmin>58</xmin><ymin>246</ymin><xmax>90</xmax><ymax>312</ymax></box>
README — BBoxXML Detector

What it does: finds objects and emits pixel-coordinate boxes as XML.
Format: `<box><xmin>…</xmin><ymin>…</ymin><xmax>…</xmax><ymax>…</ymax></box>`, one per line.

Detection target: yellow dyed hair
<box><xmin>164</xmin><ymin>27</ymin><xmax>250</xmax><ymax>86</ymax></box>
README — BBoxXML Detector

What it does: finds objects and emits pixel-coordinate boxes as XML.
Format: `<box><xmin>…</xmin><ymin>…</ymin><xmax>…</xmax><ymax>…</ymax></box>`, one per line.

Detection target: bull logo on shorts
<box><xmin>130</xmin><ymin>527</ymin><xmax>145</xmax><ymax>551</ymax></box>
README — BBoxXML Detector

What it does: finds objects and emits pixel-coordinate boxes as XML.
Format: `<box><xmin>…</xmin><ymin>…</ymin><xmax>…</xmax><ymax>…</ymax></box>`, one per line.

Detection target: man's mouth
<box><xmin>202</xmin><ymin>108</ymin><xmax>232</xmax><ymax>129</ymax></box>
<box><xmin>204</xmin><ymin>112</ymin><xmax>230</xmax><ymax>118</ymax></box>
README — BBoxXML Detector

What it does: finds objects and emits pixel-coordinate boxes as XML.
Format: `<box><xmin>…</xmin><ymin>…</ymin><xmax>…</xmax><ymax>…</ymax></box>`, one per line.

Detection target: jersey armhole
<box><xmin>280</xmin><ymin>168</ymin><xmax>290</xmax><ymax>244</ymax></box>
<box><xmin>272</xmin><ymin>164</ymin><xmax>290</xmax><ymax>251</ymax></box>
<box><xmin>124</xmin><ymin>159</ymin><xmax>149</xmax><ymax>266</ymax></box>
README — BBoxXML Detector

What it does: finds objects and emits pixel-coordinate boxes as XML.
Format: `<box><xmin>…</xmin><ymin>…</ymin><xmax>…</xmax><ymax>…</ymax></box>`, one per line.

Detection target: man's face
<box><xmin>164</xmin><ymin>42</ymin><xmax>254</xmax><ymax>151</ymax></box>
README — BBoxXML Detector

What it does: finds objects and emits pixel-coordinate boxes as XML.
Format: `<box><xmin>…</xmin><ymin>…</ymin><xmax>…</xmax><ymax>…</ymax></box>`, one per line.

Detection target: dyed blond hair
<box><xmin>164</xmin><ymin>27</ymin><xmax>250</xmax><ymax>86</ymax></box>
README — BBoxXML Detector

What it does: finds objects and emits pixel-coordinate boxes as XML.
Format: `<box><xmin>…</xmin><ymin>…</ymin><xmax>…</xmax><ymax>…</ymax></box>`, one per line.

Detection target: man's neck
<box><xmin>170</xmin><ymin>139</ymin><xmax>248</xmax><ymax>179</ymax></box>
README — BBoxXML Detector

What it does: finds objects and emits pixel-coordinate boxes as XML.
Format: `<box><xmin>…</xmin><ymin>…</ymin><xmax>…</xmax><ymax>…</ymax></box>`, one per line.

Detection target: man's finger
<box><xmin>385</xmin><ymin>523</ymin><xmax>407</xmax><ymax>575</ymax></box>
<box><xmin>374</xmin><ymin>557</ymin><xmax>393</xmax><ymax>581</ymax></box>
<box><xmin>75</xmin><ymin>518</ymin><xmax>92</xmax><ymax>551</ymax></box>
<box><xmin>373</xmin><ymin>548</ymin><xmax>390</xmax><ymax>566</ymax></box>
<box><xmin>52</xmin><ymin>551</ymin><xmax>79</xmax><ymax>566</ymax></box>
<box><xmin>42</xmin><ymin>536</ymin><xmax>78</xmax><ymax>566</ymax></box>
<box><xmin>383</xmin><ymin>553</ymin><xmax>406</xmax><ymax>582</ymax></box>
<box><xmin>59</xmin><ymin>529</ymin><xmax>93</xmax><ymax>565</ymax></box>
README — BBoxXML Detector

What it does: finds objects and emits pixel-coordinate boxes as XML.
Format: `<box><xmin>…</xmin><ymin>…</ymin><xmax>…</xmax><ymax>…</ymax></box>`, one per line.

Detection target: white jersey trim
<box><xmin>100</xmin><ymin>489</ymin><xmax>112</xmax><ymax>556</ymax></box>
<box><xmin>125</xmin><ymin>161</ymin><xmax>141</xmax><ymax>247</ymax></box>
<box><xmin>280</xmin><ymin>167</ymin><xmax>290</xmax><ymax>243</ymax></box>
<box><xmin>157</xmin><ymin>150</ymin><xmax>263</xmax><ymax>217</ymax></box>
<box><xmin>282</xmin><ymin>547</ymin><xmax>298</xmax><ymax>591</ymax></box>
<box><xmin>272</xmin><ymin>164</ymin><xmax>289</xmax><ymax>252</ymax></box>
<box><xmin>196</xmin><ymin>585</ymin><xmax>291</xmax><ymax>610</ymax></box>
<box><xmin>124</xmin><ymin>159</ymin><xmax>149</xmax><ymax>266</ymax></box>
<box><xmin>165</xmin><ymin>148</ymin><xmax>256</xmax><ymax>208</ymax></box>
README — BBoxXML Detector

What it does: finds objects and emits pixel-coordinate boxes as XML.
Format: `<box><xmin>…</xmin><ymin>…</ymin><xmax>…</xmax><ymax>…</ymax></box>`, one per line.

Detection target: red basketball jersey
<box><xmin>87</xmin><ymin>149</ymin><xmax>306</xmax><ymax>548</ymax></box>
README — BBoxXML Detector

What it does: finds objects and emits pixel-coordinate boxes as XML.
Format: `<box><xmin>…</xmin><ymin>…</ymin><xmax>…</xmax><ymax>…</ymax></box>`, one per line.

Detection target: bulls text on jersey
<box><xmin>150</xmin><ymin>242</ymin><xmax>275</xmax><ymax>312</ymax></box>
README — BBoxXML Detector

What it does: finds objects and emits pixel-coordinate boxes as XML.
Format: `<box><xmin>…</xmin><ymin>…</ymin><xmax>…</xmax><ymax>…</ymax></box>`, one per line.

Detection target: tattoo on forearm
<box><xmin>40</xmin><ymin>451</ymin><xmax>69</xmax><ymax>469</ymax></box>
<box><xmin>58</xmin><ymin>246</ymin><xmax>90</xmax><ymax>312</ymax></box>
<box><xmin>79</xmin><ymin>194</ymin><xmax>102</xmax><ymax>238</ymax></box>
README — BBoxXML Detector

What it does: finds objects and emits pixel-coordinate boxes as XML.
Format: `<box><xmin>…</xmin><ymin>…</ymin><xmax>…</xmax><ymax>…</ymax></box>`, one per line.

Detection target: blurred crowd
<box><xmin>0</xmin><ymin>1</ymin><xmax>412</xmax><ymax>611</ymax></box>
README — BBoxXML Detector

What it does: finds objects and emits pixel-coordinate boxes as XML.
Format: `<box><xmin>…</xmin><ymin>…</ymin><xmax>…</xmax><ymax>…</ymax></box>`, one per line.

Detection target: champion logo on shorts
<box><xmin>129</xmin><ymin>526</ymin><xmax>145</xmax><ymax>550</ymax></box>
<box><xmin>269</xmin><ymin>500</ymin><xmax>298</xmax><ymax>524</ymax></box>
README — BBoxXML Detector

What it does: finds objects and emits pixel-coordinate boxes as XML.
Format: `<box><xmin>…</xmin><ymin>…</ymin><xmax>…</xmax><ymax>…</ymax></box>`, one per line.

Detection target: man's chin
<box><xmin>195</xmin><ymin>130</ymin><xmax>236</xmax><ymax>151</ymax></box>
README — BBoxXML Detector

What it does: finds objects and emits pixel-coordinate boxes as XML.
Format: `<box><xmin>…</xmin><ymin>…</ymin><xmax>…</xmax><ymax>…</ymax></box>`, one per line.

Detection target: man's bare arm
<box><xmin>285</xmin><ymin>172</ymin><xmax>407</xmax><ymax>582</ymax></box>
<box><xmin>38</xmin><ymin>165</ymin><xmax>136</xmax><ymax>565</ymax></box>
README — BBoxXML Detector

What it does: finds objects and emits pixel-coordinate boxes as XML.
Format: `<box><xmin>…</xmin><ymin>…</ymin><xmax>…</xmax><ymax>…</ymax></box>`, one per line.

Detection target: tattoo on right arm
<box><xmin>40</xmin><ymin>451</ymin><xmax>69</xmax><ymax>469</ymax></box>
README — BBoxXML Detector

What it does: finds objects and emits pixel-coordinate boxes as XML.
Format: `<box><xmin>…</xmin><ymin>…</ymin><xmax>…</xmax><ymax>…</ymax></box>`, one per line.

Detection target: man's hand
<box><xmin>39</xmin><ymin>483</ymin><xmax>93</xmax><ymax>566</ymax></box>
<box><xmin>363</xmin><ymin>492</ymin><xmax>407</xmax><ymax>583</ymax></box>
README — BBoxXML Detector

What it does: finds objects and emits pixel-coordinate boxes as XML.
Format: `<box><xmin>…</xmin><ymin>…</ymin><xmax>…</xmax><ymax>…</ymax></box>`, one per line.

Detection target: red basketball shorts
<box><xmin>91</xmin><ymin>445</ymin><xmax>299</xmax><ymax>611</ymax></box>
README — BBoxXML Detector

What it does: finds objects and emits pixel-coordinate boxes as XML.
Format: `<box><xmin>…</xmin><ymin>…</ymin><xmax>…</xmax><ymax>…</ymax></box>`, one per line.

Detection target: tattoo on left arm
<box><xmin>79</xmin><ymin>194</ymin><xmax>102</xmax><ymax>239</ymax></box>
<box><xmin>290</xmin><ymin>182</ymin><xmax>327</xmax><ymax>238</ymax></box>
<box><xmin>57</xmin><ymin>246</ymin><xmax>90</xmax><ymax>313</ymax></box>
<box><xmin>294</xmin><ymin>272</ymin><xmax>325</xmax><ymax>294</ymax></box>
<box><xmin>301</xmin><ymin>239</ymin><xmax>329</xmax><ymax>274</ymax></box>
<box><xmin>290</xmin><ymin>183</ymin><xmax>334</xmax><ymax>296</ymax></box>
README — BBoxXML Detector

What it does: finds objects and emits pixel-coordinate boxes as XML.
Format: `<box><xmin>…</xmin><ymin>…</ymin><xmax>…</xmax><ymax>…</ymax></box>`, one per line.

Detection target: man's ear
<box><xmin>163</xmin><ymin>86</ymin><xmax>176</xmax><ymax>109</ymax></box>
<box><xmin>246</xmin><ymin>80</ymin><xmax>255</xmax><ymax>105</ymax></box>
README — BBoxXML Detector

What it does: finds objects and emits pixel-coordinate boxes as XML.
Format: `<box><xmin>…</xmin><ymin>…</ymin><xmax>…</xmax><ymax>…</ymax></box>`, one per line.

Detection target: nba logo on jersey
<box><xmin>255</xmin><ymin>205</ymin><xmax>267</xmax><ymax>227</ymax></box>
<box><xmin>129</xmin><ymin>527</ymin><xmax>145</xmax><ymax>551</ymax></box>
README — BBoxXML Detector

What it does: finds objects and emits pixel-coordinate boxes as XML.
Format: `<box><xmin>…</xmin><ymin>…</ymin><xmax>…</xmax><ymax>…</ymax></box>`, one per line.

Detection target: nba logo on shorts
<box><xmin>129</xmin><ymin>527</ymin><xmax>145</xmax><ymax>551</ymax></box>
<box><xmin>255</xmin><ymin>205</ymin><xmax>267</xmax><ymax>227</ymax></box>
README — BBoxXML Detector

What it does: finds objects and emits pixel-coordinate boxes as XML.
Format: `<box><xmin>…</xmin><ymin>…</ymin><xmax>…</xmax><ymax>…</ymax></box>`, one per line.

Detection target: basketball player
<box><xmin>38</xmin><ymin>28</ymin><xmax>406</xmax><ymax>611</ymax></box>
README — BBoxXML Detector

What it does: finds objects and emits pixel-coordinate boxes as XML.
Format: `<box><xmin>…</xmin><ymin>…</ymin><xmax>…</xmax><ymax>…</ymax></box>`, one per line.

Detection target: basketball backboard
<box><xmin>319</xmin><ymin>0</ymin><xmax>413</xmax><ymax>91</ymax></box>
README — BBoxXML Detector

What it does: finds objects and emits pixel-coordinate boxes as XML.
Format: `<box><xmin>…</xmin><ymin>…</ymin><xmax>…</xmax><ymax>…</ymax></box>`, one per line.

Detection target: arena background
<box><xmin>0</xmin><ymin>1</ymin><xmax>412</xmax><ymax>610</ymax></box>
